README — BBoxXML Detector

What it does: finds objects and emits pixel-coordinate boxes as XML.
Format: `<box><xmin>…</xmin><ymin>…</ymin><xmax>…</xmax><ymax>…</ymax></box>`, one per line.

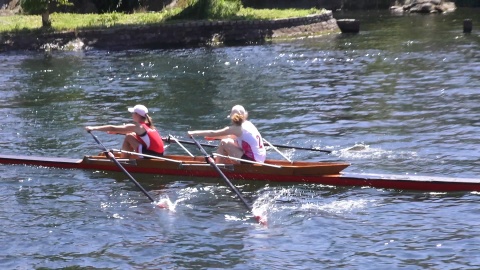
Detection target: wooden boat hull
<box><xmin>0</xmin><ymin>154</ymin><xmax>349</xmax><ymax>182</ymax></box>
<box><xmin>1</xmin><ymin>154</ymin><xmax>480</xmax><ymax>192</ymax></box>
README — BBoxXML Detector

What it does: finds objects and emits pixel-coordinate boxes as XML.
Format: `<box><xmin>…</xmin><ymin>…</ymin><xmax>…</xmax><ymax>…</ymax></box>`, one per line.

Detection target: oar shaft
<box><xmin>263</xmin><ymin>138</ymin><xmax>292</xmax><ymax>162</ymax></box>
<box><xmin>89</xmin><ymin>131</ymin><xmax>155</xmax><ymax>202</ymax></box>
<box><xmin>163</xmin><ymin>136</ymin><xmax>217</xmax><ymax>148</ymax></box>
<box><xmin>168</xmin><ymin>135</ymin><xmax>194</xmax><ymax>157</ymax></box>
<box><xmin>112</xmin><ymin>149</ymin><xmax>183</xmax><ymax>164</ymax></box>
<box><xmin>190</xmin><ymin>135</ymin><xmax>252</xmax><ymax>212</ymax></box>
<box><xmin>213</xmin><ymin>153</ymin><xmax>281</xmax><ymax>168</ymax></box>
<box><xmin>269</xmin><ymin>143</ymin><xmax>332</xmax><ymax>153</ymax></box>
<box><xmin>166</xmin><ymin>135</ymin><xmax>332</xmax><ymax>153</ymax></box>
<box><xmin>164</xmin><ymin>135</ymin><xmax>333</xmax><ymax>153</ymax></box>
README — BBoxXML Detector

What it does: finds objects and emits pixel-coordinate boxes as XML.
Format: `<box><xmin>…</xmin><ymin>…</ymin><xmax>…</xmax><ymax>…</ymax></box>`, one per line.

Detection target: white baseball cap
<box><xmin>227</xmin><ymin>105</ymin><xmax>247</xmax><ymax>118</ymax></box>
<box><xmin>128</xmin><ymin>104</ymin><xmax>148</xmax><ymax>117</ymax></box>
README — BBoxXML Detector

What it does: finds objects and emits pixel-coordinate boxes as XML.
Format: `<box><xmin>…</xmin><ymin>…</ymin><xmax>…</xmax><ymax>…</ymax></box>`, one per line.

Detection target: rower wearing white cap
<box><xmin>85</xmin><ymin>104</ymin><xmax>164</xmax><ymax>158</ymax></box>
<box><xmin>188</xmin><ymin>105</ymin><xmax>266</xmax><ymax>164</ymax></box>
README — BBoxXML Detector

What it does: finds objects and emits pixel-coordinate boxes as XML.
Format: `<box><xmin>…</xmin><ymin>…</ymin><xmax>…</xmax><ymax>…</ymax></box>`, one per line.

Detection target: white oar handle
<box><xmin>213</xmin><ymin>153</ymin><xmax>281</xmax><ymax>168</ymax></box>
<box><xmin>111</xmin><ymin>149</ymin><xmax>183</xmax><ymax>164</ymax></box>
<box><xmin>263</xmin><ymin>138</ymin><xmax>292</xmax><ymax>163</ymax></box>
<box><xmin>169</xmin><ymin>134</ymin><xmax>194</xmax><ymax>157</ymax></box>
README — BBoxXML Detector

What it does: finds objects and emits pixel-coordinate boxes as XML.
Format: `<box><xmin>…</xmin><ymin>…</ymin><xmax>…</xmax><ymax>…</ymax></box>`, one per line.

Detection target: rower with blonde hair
<box><xmin>188</xmin><ymin>105</ymin><xmax>266</xmax><ymax>164</ymax></box>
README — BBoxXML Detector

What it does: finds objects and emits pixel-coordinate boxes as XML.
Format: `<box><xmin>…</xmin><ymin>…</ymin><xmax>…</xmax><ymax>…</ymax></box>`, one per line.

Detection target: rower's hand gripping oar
<box><xmin>88</xmin><ymin>131</ymin><xmax>156</xmax><ymax>203</ymax></box>
<box><xmin>189</xmin><ymin>135</ymin><xmax>265</xmax><ymax>224</ymax></box>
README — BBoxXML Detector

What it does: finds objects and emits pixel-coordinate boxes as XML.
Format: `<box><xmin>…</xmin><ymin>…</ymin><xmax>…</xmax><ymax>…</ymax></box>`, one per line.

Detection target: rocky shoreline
<box><xmin>390</xmin><ymin>0</ymin><xmax>456</xmax><ymax>14</ymax></box>
<box><xmin>0</xmin><ymin>12</ymin><xmax>339</xmax><ymax>52</ymax></box>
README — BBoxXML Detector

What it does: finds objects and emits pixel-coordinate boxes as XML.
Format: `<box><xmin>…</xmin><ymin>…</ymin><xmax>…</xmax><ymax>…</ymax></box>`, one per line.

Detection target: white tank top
<box><xmin>236</xmin><ymin>121</ymin><xmax>266</xmax><ymax>162</ymax></box>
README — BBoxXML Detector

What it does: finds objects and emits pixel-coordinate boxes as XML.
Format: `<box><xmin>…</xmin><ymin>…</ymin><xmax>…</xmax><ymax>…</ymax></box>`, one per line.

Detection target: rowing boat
<box><xmin>1</xmin><ymin>153</ymin><xmax>480</xmax><ymax>192</ymax></box>
<box><xmin>0</xmin><ymin>153</ymin><xmax>349</xmax><ymax>181</ymax></box>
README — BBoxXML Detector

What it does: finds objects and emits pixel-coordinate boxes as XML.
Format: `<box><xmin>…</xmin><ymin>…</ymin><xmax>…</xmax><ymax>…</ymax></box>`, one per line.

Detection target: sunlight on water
<box><xmin>264</xmin><ymin>146</ymin><xmax>296</xmax><ymax>161</ymax></box>
<box><xmin>156</xmin><ymin>186</ymin><xmax>203</xmax><ymax>212</ymax></box>
<box><xmin>177</xmin><ymin>186</ymin><xmax>201</xmax><ymax>200</ymax></box>
<box><xmin>224</xmin><ymin>215</ymin><xmax>238</xmax><ymax>221</ymax></box>
<box><xmin>335</xmin><ymin>144</ymin><xmax>419</xmax><ymax>161</ymax></box>
<box><xmin>252</xmin><ymin>203</ymin><xmax>270</xmax><ymax>225</ymax></box>
<box><xmin>156</xmin><ymin>196</ymin><xmax>177</xmax><ymax>211</ymax></box>
<box><xmin>112</xmin><ymin>213</ymin><xmax>124</xmax><ymax>219</ymax></box>
<box><xmin>302</xmin><ymin>199</ymin><xmax>372</xmax><ymax>214</ymax></box>
<box><xmin>1</xmin><ymin>8</ymin><xmax>480</xmax><ymax>269</ymax></box>
<box><xmin>340</xmin><ymin>143</ymin><xmax>369</xmax><ymax>152</ymax></box>
<box><xmin>251</xmin><ymin>185</ymin><xmax>377</xmax><ymax>226</ymax></box>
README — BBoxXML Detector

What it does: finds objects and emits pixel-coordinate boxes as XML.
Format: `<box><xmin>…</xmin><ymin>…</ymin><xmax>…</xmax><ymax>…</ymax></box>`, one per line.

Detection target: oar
<box><xmin>164</xmin><ymin>135</ymin><xmax>339</xmax><ymax>153</ymax></box>
<box><xmin>163</xmin><ymin>135</ymin><xmax>217</xmax><ymax>148</ymax></box>
<box><xmin>111</xmin><ymin>149</ymin><xmax>183</xmax><ymax>163</ymax></box>
<box><xmin>262</xmin><ymin>138</ymin><xmax>292</xmax><ymax>163</ymax></box>
<box><xmin>88</xmin><ymin>131</ymin><xmax>156</xmax><ymax>203</ymax></box>
<box><xmin>168</xmin><ymin>134</ymin><xmax>194</xmax><ymax>157</ymax></box>
<box><xmin>213</xmin><ymin>153</ymin><xmax>281</xmax><ymax>168</ymax></box>
<box><xmin>189</xmin><ymin>135</ymin><xmax>253</xmax><ymax>212</ymax></box>
<box><xmin>267</xmin><ymin>143</ymin><xmax>333</xmax><ymax>153</ymax></box>
<box><xmin>172</xmin><ymin>134</ymin><xmax>334</xmax><ymax>153</ymax></box>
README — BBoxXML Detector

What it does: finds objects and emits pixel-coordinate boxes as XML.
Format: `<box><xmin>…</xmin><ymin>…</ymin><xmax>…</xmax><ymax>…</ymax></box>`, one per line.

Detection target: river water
<box><xmin>1</xmin><ymin>8</ymin><xmax>480</xmax><ymax>269</ymax></box>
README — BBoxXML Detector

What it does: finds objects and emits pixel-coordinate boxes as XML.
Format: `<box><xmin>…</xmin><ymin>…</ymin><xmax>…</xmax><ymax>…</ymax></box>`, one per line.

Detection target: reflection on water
<box><xmin>1</xmin><ymin>12</ymin><xmax>479</xmax><ymax>176</ymax></box>
<box><xmin>1</xmin><ymin>8</ymin><xmax>480</xmax><ymax>269</ymax></box>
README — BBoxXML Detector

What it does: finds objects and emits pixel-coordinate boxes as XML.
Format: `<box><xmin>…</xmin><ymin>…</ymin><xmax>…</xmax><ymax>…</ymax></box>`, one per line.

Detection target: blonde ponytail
<box><xmin>231</xmin><ymin>113</ymin><xmax>245</xmax><ymax>126</ymax></box>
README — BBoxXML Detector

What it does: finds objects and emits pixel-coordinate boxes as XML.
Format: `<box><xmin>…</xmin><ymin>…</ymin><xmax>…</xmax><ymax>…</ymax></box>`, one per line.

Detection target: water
<box><xmin>1</xmin><ymin>8</ymin><xmax>480</xmax><ymax>269</ymax></box>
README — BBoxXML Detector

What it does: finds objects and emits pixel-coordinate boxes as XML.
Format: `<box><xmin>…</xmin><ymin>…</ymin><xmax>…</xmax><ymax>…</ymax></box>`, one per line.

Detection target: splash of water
<box><xmin>155</xmin><ymin>195</ymin><xmax>187</xmax><ymax>212</ymax></box>
<box><xmin>334</xmin><ymin>143</ymin><xmax>419</xmax><ymax>161</ymax></box>
<box><xmin>250</xmin><ymin>185</ymin><xmax>377</xmax><ymax>225</ymax></box>
<box><xmin>302</xmin><ymin>199</ymin><xmax>372</xmax><ymax>214</ymax></box>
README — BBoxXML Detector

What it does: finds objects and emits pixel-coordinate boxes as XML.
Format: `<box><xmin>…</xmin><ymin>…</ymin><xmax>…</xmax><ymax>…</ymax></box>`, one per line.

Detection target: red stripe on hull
<box><xmin>1</xmin><ymin>154</ymin><xmax>480</xmax><ymax>192</ymax></box>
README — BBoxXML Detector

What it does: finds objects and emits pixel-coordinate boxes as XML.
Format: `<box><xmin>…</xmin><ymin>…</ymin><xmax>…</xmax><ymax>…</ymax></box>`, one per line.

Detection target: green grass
<box><xmin>0</xmin><ymin>9</ymin><xmax>183</xmax><ymax>33</ymax></box>
<box><xmin>237</xmin><ymin>7</ymin><xmax>326</xmax><ymax>20</ymax></box>
<box><xmin>0</xmin><ymin>7</ymin><xmax>327</xmax><ymax>34</ymax></box>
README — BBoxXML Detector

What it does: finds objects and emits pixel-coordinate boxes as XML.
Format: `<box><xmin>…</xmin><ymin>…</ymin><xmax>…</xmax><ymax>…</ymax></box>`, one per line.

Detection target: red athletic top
<box><xmin>135</xmin><ymin>123</ymin><xmax>164</xmax><ymax>154</ymax></box>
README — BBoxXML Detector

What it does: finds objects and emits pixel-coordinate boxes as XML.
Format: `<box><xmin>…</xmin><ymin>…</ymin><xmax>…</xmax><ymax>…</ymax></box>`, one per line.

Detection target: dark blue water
<box><xmin>1</xmin><ymin>8</ymin><xmax>480</xmax><ymax>269</ymax></box>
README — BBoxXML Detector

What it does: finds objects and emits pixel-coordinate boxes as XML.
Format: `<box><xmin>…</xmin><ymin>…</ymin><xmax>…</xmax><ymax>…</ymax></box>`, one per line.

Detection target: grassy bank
<box><xmin>0</xmin><ymin>7</ymin><xmax>325</xmax><ymax>33</ymax></box>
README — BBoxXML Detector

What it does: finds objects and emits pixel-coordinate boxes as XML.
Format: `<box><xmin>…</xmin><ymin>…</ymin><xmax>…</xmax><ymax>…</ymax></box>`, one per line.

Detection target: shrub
<box><xmin>171</xmin><ymin>0</ymin><xmax>242</xmax><ymax>20</ymax></box>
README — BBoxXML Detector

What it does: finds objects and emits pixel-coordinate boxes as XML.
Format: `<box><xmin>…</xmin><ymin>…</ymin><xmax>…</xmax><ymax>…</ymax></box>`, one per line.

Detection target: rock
<box><xmin>336</xmin><ymin>19</ymin><xmax>360</xmax><ymax>33</ymax></box>
<box><xmin>390</xmin><ymin>0</ymin><xmax>456</xmax><ymax>14</ymax></box>
<box><xmin>0</xmin><ymin>0</ymin><xmax>20</xmax><ymax>15</ymax></box>
<box><xmin>389</xmin><ymin>6</ymin><xmax>405</xmax><ymax>14</ymax></box>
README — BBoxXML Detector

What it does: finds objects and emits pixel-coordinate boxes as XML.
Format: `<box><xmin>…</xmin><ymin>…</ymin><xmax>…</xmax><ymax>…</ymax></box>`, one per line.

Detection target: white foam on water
<box><xmin>155</xmin><ymin>195</ymin><xmax>187</xmax><ymax>213</ymax></box>
<box><xmin>302</xmin><ymin>198</ymin><xmax>372</xmax><ymax>214</ymax></box>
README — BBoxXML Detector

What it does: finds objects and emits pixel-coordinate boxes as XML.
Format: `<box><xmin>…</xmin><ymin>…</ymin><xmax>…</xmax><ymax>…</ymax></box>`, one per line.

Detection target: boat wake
<box><xmin>252</xmin><ymin>185</ymin><xmax>375</xmax><ymax>225</ymax></box>
<box><xmin>334</xmin><ymin>144</ymin><xmax>418</xmax><ymax>161</ymax></box>
<box><xmin>301</xmin><ymin>199</ymin><xmax>372</xmax><ymax>214</ymax></box>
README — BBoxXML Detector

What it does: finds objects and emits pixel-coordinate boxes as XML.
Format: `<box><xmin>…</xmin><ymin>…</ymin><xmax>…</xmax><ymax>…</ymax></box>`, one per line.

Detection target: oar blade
<box><xmin>189</xmin><ymin>135</ymin><xmax>268</xmax><ymax>224</ymax></box>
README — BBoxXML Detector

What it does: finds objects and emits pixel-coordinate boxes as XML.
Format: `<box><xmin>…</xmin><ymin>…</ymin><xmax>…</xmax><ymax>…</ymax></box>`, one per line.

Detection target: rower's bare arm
<box><xmin>188</xmin><ymin>126</ymin><xmax>232</xmax><ymax>138</ymax></box>
<box><xmin>86</xmin><ymin>124</ymin><xmax>136</xmax><ymax>134</ymax></box>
